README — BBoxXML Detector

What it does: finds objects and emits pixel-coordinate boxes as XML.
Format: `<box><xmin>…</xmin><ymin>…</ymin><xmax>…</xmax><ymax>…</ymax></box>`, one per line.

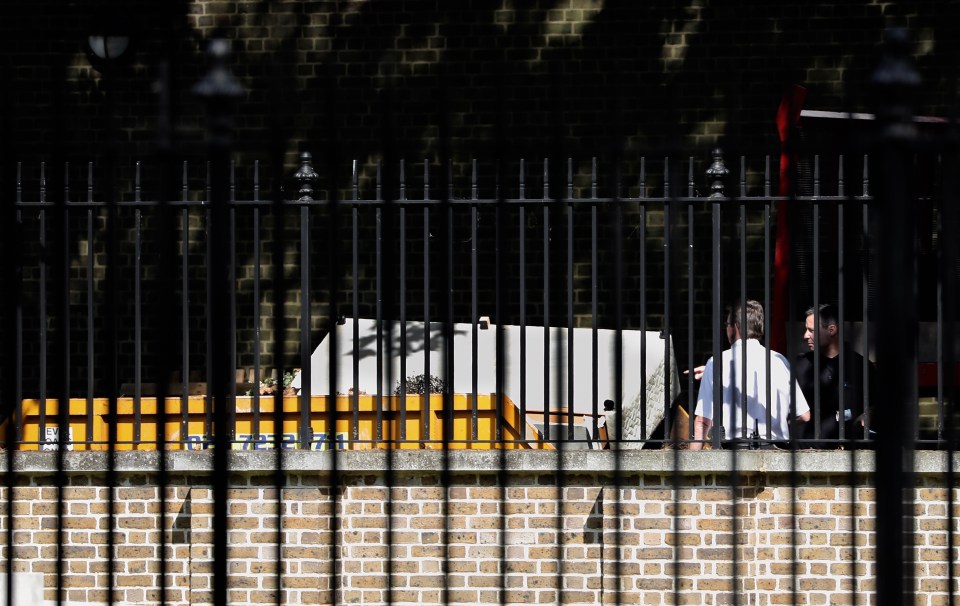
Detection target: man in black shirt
<box><xmin>795</xmin><ymin>304</ymin><xmax>874</xmax><ymax>448</ymax></box>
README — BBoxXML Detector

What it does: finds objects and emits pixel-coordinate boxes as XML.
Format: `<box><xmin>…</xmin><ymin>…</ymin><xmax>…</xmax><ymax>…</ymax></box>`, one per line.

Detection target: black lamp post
<box><xmin>84</xmin><ymin>24</ymin><xmax>131</xmax><ymax>421</ymax></box>
<box><xmin>192</xmin><ymin>38</ymin><xmax>244</xmax><ymax>606</ymax></box>
<box><xmin>85</xmin><ymin>23</ymin><xmax>133</xmax><ymax>158</ymax></box>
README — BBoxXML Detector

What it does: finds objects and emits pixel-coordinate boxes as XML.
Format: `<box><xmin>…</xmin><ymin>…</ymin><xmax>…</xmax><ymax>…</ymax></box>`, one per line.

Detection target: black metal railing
<box><xmin>4</xmin><ymin>147</ymin><xmax>957</xmax><ymax>452</ymax></box>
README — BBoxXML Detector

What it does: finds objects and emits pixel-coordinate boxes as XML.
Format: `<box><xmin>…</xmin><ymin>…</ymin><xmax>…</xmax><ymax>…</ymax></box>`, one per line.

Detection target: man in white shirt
<box><xmin>690</xmin><ymin>300</ymin><xmax>810</xmax><ymax>450</ymax></box>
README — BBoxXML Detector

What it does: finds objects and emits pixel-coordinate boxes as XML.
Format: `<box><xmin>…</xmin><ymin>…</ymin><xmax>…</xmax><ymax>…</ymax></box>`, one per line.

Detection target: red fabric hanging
<box><xmin>771</xmin><ymin>85</ymin><xmax>806</xmax><ymax>353</ymax></box>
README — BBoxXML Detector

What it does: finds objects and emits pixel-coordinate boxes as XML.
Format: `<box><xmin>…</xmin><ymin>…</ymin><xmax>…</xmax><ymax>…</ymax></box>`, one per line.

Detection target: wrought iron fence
<box><xmin>2</xmin><ymin>143</ymin><xmax>957</xmax><ymax>452</ymax></box>
<box><xmin>0</xmin><ymin>25</ymin><xmax>958</xmax><ymax>606</ymax></box>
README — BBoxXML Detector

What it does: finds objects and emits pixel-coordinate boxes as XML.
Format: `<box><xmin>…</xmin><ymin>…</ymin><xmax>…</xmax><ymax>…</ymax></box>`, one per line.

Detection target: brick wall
<box><xmin>1</xmin><ymin>451</ymin><xmax>956</xmax><ymax>605</ymax></box>
<box><xmin>2</xmin><ymin>1</ymin><xmax>957</xmax><ymax>164</ymax></box>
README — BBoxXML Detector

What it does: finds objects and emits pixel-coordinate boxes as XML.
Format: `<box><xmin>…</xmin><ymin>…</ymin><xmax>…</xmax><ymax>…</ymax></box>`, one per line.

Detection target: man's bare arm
<box><xmin>690</xmin><ymin>415</ymin><xmax>712</xmax><ymax>450</ymax></box>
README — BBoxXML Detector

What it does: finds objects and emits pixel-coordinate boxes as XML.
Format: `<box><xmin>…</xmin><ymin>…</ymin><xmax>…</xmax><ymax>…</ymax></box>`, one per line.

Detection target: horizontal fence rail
<box><xmin>4</xmin><ymin>151</ymin><xmax>957</xmax><ymax>453</ymax></box>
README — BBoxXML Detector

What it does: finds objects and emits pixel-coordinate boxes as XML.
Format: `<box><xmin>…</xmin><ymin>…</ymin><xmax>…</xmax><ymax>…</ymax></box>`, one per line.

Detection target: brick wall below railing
<box><xmin>0</xmin><ymin>450</ymin><xmax>956</xmax><ymax>605</ymax></box>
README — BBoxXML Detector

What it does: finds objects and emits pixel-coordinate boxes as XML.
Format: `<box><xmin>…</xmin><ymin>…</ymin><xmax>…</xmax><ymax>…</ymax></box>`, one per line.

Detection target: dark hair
<box><xmin>805</xmin><ymin>303</ymin><xmax>838</xmax><ymax>328</ymax></box>
<box><xmin>729</xmin><ymin>299</ymin><xmax>764</xmax><ymax>339</ymax></box>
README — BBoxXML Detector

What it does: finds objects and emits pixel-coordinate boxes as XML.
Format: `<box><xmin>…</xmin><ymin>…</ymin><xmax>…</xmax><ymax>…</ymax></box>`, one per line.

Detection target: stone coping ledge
<box><xmin>1</xmin><ymin>449</ymin><xmax>957</xmax><ymax>475</ymax></box>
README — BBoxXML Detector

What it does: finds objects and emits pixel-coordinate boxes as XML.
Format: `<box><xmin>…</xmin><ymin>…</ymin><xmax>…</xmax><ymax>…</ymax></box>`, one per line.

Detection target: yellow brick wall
<box><xmin>0</xmin><ymin>460</ymin><xmax>956</xmax><ymax>605</ymax></box>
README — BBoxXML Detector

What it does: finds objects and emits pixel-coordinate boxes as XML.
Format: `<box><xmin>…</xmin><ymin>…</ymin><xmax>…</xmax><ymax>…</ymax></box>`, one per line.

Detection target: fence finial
<box><xmin>295</xmin><ymin>151</ymin><xmax>318</xmax><ymax>201</ymax></box>
<box><xmin>705</xmin><ymin>148</ymin><xmax>729</xmax><ymax>198</ymax></box>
